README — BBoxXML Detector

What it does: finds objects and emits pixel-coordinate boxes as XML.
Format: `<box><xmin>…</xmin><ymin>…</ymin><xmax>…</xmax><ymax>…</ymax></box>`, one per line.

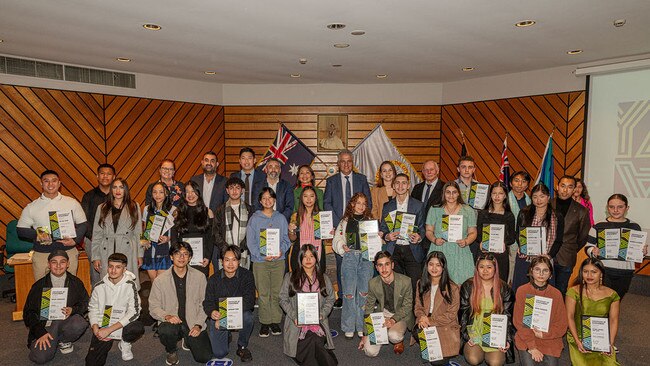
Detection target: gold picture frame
<box><xmin>317</xmin><ymin>115</ymin><xmax>348</xmax><ymax>152</ymax></box>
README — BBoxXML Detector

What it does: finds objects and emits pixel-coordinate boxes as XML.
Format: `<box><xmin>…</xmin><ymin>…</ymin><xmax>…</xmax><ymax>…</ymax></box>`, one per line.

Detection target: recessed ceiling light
<box><xmin>204</xmin><ymin>71</ymin><xmax>216</xmax><ymax>75</ymax></box>
<box><xmin>115</xmin><ymin>57</ymin><xmax>131</xmax><ymax>62</ymax></box>
<box><xmin>567</xmin><ymin>49</ymin><xmax>583</xmax><ymax>55</ymax></box>
<box><xmin>290</xmin><ymin>74</ymin><xmax>301</xmax><ymax>78</ymax></box>
<box><xmin>334</xmin><ymin>43</ymin><xmax>350</xmax><ymax>48</ymax></box>
<box><xmin>0</xmin><ymin>39</ymin><xmax>3</xmax><ymax>43</ymax></box>
<box><xmin>462</xmin><ymin>67</ymin><xmax>475</xmax><ymax>72</ymax></box>
<box><xmin>351</xmin><ymin>30</ymin><xmax>366</xmax><ymax>36</ymax></box>
<box><xmin>326</xmin><ymin>23</ymin><xmax>346</xmax><ymax>30</ymax></box>
<box><xmin>332</xmin><ymin>64</ymin><xmax>343</xmax><ymax>67</ymax></box>
<box><xmin>376</xmin><ymin>74</ymin><xmax>387</xmax><ymax>79</ymax></box>
<box><xmin>613</xmin><ymin>19</ymin><xmax>626</xmax><ymax>27</ymax></box>
<box><xmin>515</xmin><ymin>20</ymin><xmax>536</xmax><ymax>27</ymax></box>
<box><xmin>143</xmin><ymin>23</ymin><xmax>162</xmax><ymax>31</ymax></box>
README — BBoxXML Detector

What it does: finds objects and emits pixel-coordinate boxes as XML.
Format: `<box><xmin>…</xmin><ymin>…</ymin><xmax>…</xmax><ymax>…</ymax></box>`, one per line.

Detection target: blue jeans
<box><xmin>340</xmin><ymin>251</ymin><xmax>374</xmax><ymax>333</ymax></box>
<box><xmin>554</xmin><ymin>262</ymin><xmax>573</xmax><ymax>295</ymax></box>
<box><xmin>207</xmin><ymin>311</ymin><xmax>254</xmax><ymax>358</ymax></box>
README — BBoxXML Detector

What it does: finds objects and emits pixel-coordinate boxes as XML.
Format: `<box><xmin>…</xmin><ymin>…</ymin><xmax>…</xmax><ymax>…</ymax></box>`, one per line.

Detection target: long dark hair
<box><xmin>522</xmin><ymin>183</ymin><xmax>553</xmax><ymax>227</ymax></box>
<box><xmin>575</xmin><ymin>178</ymin><xmax>591</xmax><ymax>201</ymax></box>
<box><xmin>572</xmin><ymin>257</ymin><xmax>607</xmax><ymax>311</ymax></box>
<box><xmin>99</xmin><ymin>178</ymin><xmax>138</xmax><ymax>230</ymax></box>
<box><xmin>175</xmin><ymin>180</ymin><xmax>209</xmax><ymax>234</ymax></box>
<box><xmin>288</xmin><ymin>244</ymin><xmax>328</xmax><ymax>297</ymax></box>
<box><xmin>296</xmin><ymin>186</ymin><xmax>320</xmax><ymax>226</ymax></box>
<box><xmin>147</xmin><ymin>181</ymin><xmax>172</xmax><ymax>217</ymax></box>
<box><xmin>419</xmin><ymin>251</ymin><xmax>454</xmax><ymax>306</ymax></box>
<box><xmin>295</xmin><ymin>165</ymin><xmax>316</xmax><ymax>188</ymax></box>
<box><xmin>487</xmin><ymin>181</ymin><xmax>512</xmax><ymax>214</ymax></box>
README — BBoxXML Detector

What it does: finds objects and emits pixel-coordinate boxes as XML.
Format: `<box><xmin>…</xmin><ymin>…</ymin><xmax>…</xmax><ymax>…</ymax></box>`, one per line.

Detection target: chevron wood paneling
<box><xmin>0</xmin><ymin>84</ymin><xmax>224</xmax><ymax>247</ymax></box>
<box><xmin>439</xmin><ymin>91</ymin><xmax>586</xmax><ymax>186</ymax></box>
<box><xmin>224</xmin><ymin>106</ymin><xmax>442</xmax><ymax>187</ymax></box>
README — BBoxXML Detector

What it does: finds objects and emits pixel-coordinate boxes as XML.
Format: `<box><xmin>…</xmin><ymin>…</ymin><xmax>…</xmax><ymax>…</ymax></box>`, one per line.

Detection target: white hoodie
<box><xmin>88</xmin><ymin>270</ymin><xmax>141</xmax><ymax>329</ymax></box>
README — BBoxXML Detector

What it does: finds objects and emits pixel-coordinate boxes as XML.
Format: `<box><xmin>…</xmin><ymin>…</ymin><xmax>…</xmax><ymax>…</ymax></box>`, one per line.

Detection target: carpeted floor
<box><xmin>1</xmin><ymin>269</ymin><xmax>649</xmax><ymax>365</ymax></box>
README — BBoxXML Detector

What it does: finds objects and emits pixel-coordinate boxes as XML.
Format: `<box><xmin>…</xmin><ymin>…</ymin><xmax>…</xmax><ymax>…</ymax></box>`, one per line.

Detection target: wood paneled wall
<box><xmin>439</xmin><ymin>91</ymin><xmax>586</xmax><ymax>185</ymax></box>
<box><xmin>224</xmin><ymin>106</ymin><xmax>442</xmax><ymax>187</ymax></box>
<box><xmin>0</xmin><ymin>84</ymin><xmax>223</xmax><ymax>246</ymax></box>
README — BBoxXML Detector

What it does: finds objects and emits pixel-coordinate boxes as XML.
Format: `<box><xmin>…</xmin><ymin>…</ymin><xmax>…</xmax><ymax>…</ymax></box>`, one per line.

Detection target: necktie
<box><xmin>423</xmin><ymin>183</ymin><xmax>432</xmax><ymax>203</ymax></box>
<box><xmin>245</xmin><ymin>173</ymin><xmax>251</xmax><ymax>205</ymax></box>
<box><xmin>345</xmin><ymin>175</ymin><xmax>352</xmax><ymax>204</ymax></box>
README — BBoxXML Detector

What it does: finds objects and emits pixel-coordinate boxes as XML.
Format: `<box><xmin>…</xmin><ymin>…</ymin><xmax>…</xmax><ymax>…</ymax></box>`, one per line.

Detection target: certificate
<box><xmin>147</xmin><ymin>215</ymin><xmax>166</xmax><ymax>242</ymax></box>
<box><xmin>359</xmin><ymin>220</ymin><xmax>381</xmax><ymax>261</ymax></box>
<box><xmin>481</xmin><ymin>224</ymin><xmax>505</xmax><ymax>253</ymax></box>
<box><xmin>218</xmin><ymin>297</ymin><xmax>243</xmax><ymax>330</ymax></box>
<box><xmin>101</xmin><ymin>305</ymin><xmax>125</xmax><ymax>340</ymax></box>
<box><xmin>49</xmin><ymin>210</ymin><xmax>76</xmax><ymax>240</ymax></box>
<box><xmin>519</xmin><ymin>227</ymin><xmax>544</xmax><ymax>256</ymax></box>
<box><xmin>620</xmin><ymin>229</ymin><xmax>647</xmax><ymax>263</ymax></box>
<box><xmin>183</xmin><ymin>237</ymin><xmax>203</xmax><ymax>266</ymax></box>
<box><xmin>597</xmin><ymin>229</ymin><xmax>621</xmax><ymax>259</ymax></box>
<box><xmin>397</xmin><ymin>212</ymin><xmax>416</xmax><ymax>245</ymax></box>
<box><xmin>522</xmin><ymin>295</ymin><xmax>552</xmax><ymax>332</ymax></box>
<box><xmin>470</xmin><ymin>183</ymin><xmax>490</xmax><ymax>210</ymax></box>
<box><xmin>40</xmin><ymin>287</ymin><xmax>68</xmax><ymax>320</ymax></box>
<box><xmin>296</xmin><ymin>292</ymin><xmax>320</xmax><ymax>325</ymax></box>
<box><xmin>443</xmin><ymin>214</ymin><xmax>464</xmax><ymax>242</ymax></box>
<box><xmin>314</xmin><ymin>211</ymin><xmax>334</xmax><ymax>240</ymax></box>
<box><xmin>581</xmin><ymin>316</ymin><xmax>610</xmax><ymax>352</ymax></box>
<box><xmin>364</xmin><ymin>313</ymin><xmax>388</xmax><ymax>345</ymax></box>
<box><xmin>482</xmin><ymin>313</ymin><xmax>507</xmax><ymax>349</ymax></box>
<box><xmin>161</xmin><ymin>207</ymin><xmax>176</xmax><ymax>234</ymax></box>
<box><xmin>260</xmin><ymin>228</ymin><xmax>280</xmax><ymax>257</ymax></box>
<box><xmin>383</xmin><ymin>210</ymin><xmax>397</xmax><ymax>232</ymax></box>
<box><xmin>418</xmin><ymin>326</ymin><xmax>444</xmax><ymax>362</ymax></box>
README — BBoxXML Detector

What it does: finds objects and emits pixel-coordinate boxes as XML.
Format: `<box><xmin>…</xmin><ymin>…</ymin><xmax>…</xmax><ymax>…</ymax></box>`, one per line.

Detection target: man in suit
<box><xmin>359</xmin><ymin>251</ymin><xmax>413</xmax><ymax>357</ymax></box>
<box><xmin>230</xmin><ymin>147</ymin><xmax>266</xmax><ymax>208</ymax></box>
<box><xmin>380</xmin><ymin>174</ymin><xmax>424</xmax><ymax>294</ymax></box>
<box><xmin>552</xmin><ymin>175</ymin><xmax>590</xmax><ymax>295</ymax></box>
<box><xmin>324</xmin><ymin>149</ymin><xmax>371</xmax><ymax>307</ymax></box>
<box><xmin>255</xmin><ymin>158</ymin><xmax>293</xmax><ymax>222</ymax></box>
<box><xmin>191</xmin><ymin>151</ymin><xmax>226</xmax><ymax>213</ymax></box>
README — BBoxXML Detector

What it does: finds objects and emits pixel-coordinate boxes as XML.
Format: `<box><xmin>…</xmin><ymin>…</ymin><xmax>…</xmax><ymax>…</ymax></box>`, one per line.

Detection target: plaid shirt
<box><xmin>532</xmin><ymin>211</ymin><xmax>557</xmax><ymax>254</ymax></box>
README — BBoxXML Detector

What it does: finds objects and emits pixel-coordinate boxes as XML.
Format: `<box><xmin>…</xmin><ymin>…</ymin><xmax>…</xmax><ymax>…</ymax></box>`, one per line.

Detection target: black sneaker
<box><xmin>236</xmin><ymin>346</ymin><xmax>253</xmax><ymax>362</ymax></box>
<box><xmin>270</xmin><ymin>323</ymin><xmax>282</xmax><ymax>335</ymax></box>
<box><xmin>333</xmin><ymin>298</ymin><xmax>343</xmax><ymax>309</ymax></box>
<box><xmin>259</xmin><ymin>324</ymin><xmax>270</xmax><ymax>338</ymax></box>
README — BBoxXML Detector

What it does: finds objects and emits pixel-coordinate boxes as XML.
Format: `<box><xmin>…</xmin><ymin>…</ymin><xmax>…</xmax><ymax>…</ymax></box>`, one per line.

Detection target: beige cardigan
<box><xmin>149</xmin><ymin>266</ymin><xmax>207</xmax><ymax>329</ymax></box>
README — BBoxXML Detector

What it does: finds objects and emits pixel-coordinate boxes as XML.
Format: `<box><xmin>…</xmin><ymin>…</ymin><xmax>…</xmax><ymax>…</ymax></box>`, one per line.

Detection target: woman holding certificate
<box><xmin>247</xmin><ymin>187</ymin><xmax>292</xmax><ymax>338</ymax></box>
<box><xmin>91</xmin><ymin>178</ymin><xmax>143</xmax><ymax>287</ymax></box>
<box><xmin>332</xmin><ymin>193</ymin><xmax>375</xmax><ymax>339</ymax></box>
<box><xmin>473</xmin><ymin>182</ymin><xmax>516</xmax><ymax>282</ymax></box>
<box><xmin>279</xmin><ymin>244</ymin><xmax>337</xmax><ymax>366</ymax></box>
<box><xmin>170</xmin><ymin>181</ymin><xmax>214</xmax><ymax>277</ymax></box>
<box><xmin>141</xmin><ymin>182</ymin><xmax>174</xmax><ymax>281</ymax></box>
<box><xmin>425</xmin><ymin>181</ymin><xmax>477</xmax><ymax>284</ymax></box>
<box><xmin>414</xmin><ymin>252</ymin><xmax>460</xmax><ymax>365</ymax></box>
<box><xmin>512</xmin><ymin>184</ymin><xmax>564</xmax><ymax>293</ymax></box>
<box><xmin>513</xmin><ymin>256</ymin><xmax>568</xmax><ymax>365</ymax></box>
<box><xmin>293</xmin><ymin>165</ymin><xmax>324</xmax><ymax>211</ymax></box>
<box><xmin>459</xmin><ymin>253</ymin><xmax>514</xmax><ymax>365</ymax></box>
<box><xmin>565</xmin><ymin>258</ymin><xmax>620</xmax><ymax>365</ymax></box>
<box><xmin>370</xmin><ymin>161</ymin><xmax>397</xmax><ymax>219</ymax></box>
<box><xmin>289</xmin><ymin>186</ymin><xmax>328</xmax><ymax>273</ymax></box>
<box><xmin>584</xmin><ymin>193</ymin><xmax>645</xmax><ymax>300</ymax></box>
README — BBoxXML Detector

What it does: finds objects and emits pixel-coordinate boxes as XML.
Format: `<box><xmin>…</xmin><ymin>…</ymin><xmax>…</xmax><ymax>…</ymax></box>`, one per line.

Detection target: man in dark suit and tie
<box><xmin>230</xmin><ymin>147</ymin><xmax>266</xmax><ymax>209</ymax></box>
<box><xmin>256</xmin><ymin>158</ymin><xmax>294</xmax><ymax>222</ymax></box>
<box><xmin>190</xmin><ymin>151</ymin><xmax>227</xmax><ymax>213</ymax></box>
<box><xmin>410</xmin><ymin>160</ymin><xmax>444</xmax><ymax>255</ymax></box>
<box><xmin>324</xmin><ymin>149</ymin><xmax>371</xmax><ymax>307</ymax></box>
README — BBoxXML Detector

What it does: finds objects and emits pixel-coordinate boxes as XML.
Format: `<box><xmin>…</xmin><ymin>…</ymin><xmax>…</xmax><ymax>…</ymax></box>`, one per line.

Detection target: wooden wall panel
<box><xmin>439</xmin><ymin>91</ymin><xmax>586</xmax><ymax>186</ymax></box>
<box><xmin>224</xmin><ymin>106</ymin><xmax>441</xmax><ymax>188</ymax></box>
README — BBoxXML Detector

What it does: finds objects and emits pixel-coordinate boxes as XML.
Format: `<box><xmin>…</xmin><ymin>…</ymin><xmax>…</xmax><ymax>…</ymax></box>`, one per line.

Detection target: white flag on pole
<box><xmin>352</xmin><ymin>124</ymin><xmax>422</xmax><ymax>188</ymax></box>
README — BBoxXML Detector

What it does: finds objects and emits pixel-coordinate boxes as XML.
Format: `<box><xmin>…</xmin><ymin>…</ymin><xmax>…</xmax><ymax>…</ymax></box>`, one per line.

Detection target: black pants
<box><xmin>157</xmin><ymin>322</ymin><xmax>213</xmax><ymax>363</ymax></box>
<box><xmin>603</xmin><ymin>267</ymin><xmax>634</xmax><ymax>300</ymax></box>
<box><xmin>392</xmin><ymin>244</ymin><xmax>422</xmax><ymax>295</ymax></box>
<box><xmin>85</xmin><ymin>320</ymin><xmax>144</xmax><ymax>366</ymax></box>
<box><xmin>294</xmin><ymin>331</ymin><xmax>338</xmax><ymax>366</ymax></box>
<box><xmin>30</xmin><ymin>314</ymin><xmax>88</xmax><ymax>364</ymax></box>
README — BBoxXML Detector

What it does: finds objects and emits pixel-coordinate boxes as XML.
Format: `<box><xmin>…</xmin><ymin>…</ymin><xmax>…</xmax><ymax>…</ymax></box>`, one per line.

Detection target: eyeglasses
<box><xmin>160</xmin><ymin>167</ymin><xmax>175</xmax><ymax>172</ymax></box>
<box><xmin>173</xmin><ymin>252</ymin><xmax>190</xmax><ymax>258</ymax></box>
<box><xmin>532</xmin><ymin>268</ymin><xmax>550</xmax><ymax>274</ymax></box>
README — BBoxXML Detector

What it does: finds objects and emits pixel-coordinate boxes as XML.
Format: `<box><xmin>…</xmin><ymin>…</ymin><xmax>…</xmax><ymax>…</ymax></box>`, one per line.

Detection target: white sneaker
<box><xmin>206</xmin><ymin>358</ymin><xmax>234</xmax><ymax>366</ymax></box>
<box><xmin>357</xmin><ymin>331</ymin><xmax>364</xmax><ymax>338</ymax></box>
<box><xmin>118</xmin><ymin>340</ymin><xmax>134</xmax><ymax>361</ymax></box>
<box><xmin>344</xmin><ymin>332</ymin><xmax>354</xmax><ymax>339</ymax></box>
<box><xmin>58</xmin><ymin>342</ymin><xmax>74</xmax><ymax>354</ymax></box>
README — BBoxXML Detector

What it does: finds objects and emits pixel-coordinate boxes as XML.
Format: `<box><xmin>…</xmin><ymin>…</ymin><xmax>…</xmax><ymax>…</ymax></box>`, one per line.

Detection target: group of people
<box><xmin>16</xmin><ymin>147</ymin><xmax>646</xmax><ymax>365</ymax></box>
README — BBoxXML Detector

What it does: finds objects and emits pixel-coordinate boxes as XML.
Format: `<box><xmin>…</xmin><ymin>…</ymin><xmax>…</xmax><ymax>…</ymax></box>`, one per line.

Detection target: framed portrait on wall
<box><xmin>317</xmin><ymin>115</ymin><xmax>348</xmax><ymax>152</ymax></box>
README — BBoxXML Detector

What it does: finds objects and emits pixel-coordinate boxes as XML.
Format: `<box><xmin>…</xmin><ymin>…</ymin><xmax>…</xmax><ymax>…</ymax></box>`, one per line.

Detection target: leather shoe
<box><xmin>393</xmin><ymin>341</ymin><xmax>404</xmax><ymax>355</ymax></box>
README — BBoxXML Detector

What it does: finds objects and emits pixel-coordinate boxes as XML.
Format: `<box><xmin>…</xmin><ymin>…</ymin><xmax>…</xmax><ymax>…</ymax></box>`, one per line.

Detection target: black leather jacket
<box><xmin>459</xmin><ymin>278</ymin><xmax>515</xmax><ymax>364</ymax></box>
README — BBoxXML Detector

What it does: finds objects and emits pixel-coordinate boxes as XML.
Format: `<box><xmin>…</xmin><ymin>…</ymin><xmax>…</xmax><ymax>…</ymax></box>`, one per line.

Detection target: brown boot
<box><xmin>393</xmin><ymin>341</ymin><xmax>404</xmax><ymax>355</ymax></box>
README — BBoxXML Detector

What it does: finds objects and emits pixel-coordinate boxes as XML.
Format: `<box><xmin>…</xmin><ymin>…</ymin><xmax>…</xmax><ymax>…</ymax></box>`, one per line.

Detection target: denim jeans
<box><xmin>207</xmin><ymin>310</ymin><xmax>255</xmax><ymax>358</ymax></box>
<box><xmin>340</xmin><ymin>251</ymin><xmax>374</xmax><ymax>333</ymax></box>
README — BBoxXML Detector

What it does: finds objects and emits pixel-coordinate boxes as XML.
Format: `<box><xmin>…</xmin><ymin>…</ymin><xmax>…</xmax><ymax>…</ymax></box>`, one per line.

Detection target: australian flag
<box><xmin>499</xmin><ymin>135</ymin><xmax>510</xmax><ymax>190</ymax></box>
<box><xmin>258</xmin><ymin>124</ymin><xmax>316</xmax><ymax>186</ymax></box>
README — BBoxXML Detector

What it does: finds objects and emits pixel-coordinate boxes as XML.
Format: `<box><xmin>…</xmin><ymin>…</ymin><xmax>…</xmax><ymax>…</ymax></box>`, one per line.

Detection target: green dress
<box><xmin>566</xmin><ymin>287</ymin><xmax>620</xmax><ymax>366</ymax></box>
<box><xmin>468</xmin><ymin>297</ymin><xmax>500</xmax><ymax>353</ymax></box>
<box><xmin>426</xmin><ymin>204</ymin><xmax>477</xmax><ymax>284</ymax></box>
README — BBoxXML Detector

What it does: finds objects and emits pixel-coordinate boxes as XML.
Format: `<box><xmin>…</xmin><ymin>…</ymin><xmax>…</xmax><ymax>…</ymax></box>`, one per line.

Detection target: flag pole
<box><xmin>534</xmin><ymin>128</ymin><xmax>555</xmax><ymax>184</ymax></box>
